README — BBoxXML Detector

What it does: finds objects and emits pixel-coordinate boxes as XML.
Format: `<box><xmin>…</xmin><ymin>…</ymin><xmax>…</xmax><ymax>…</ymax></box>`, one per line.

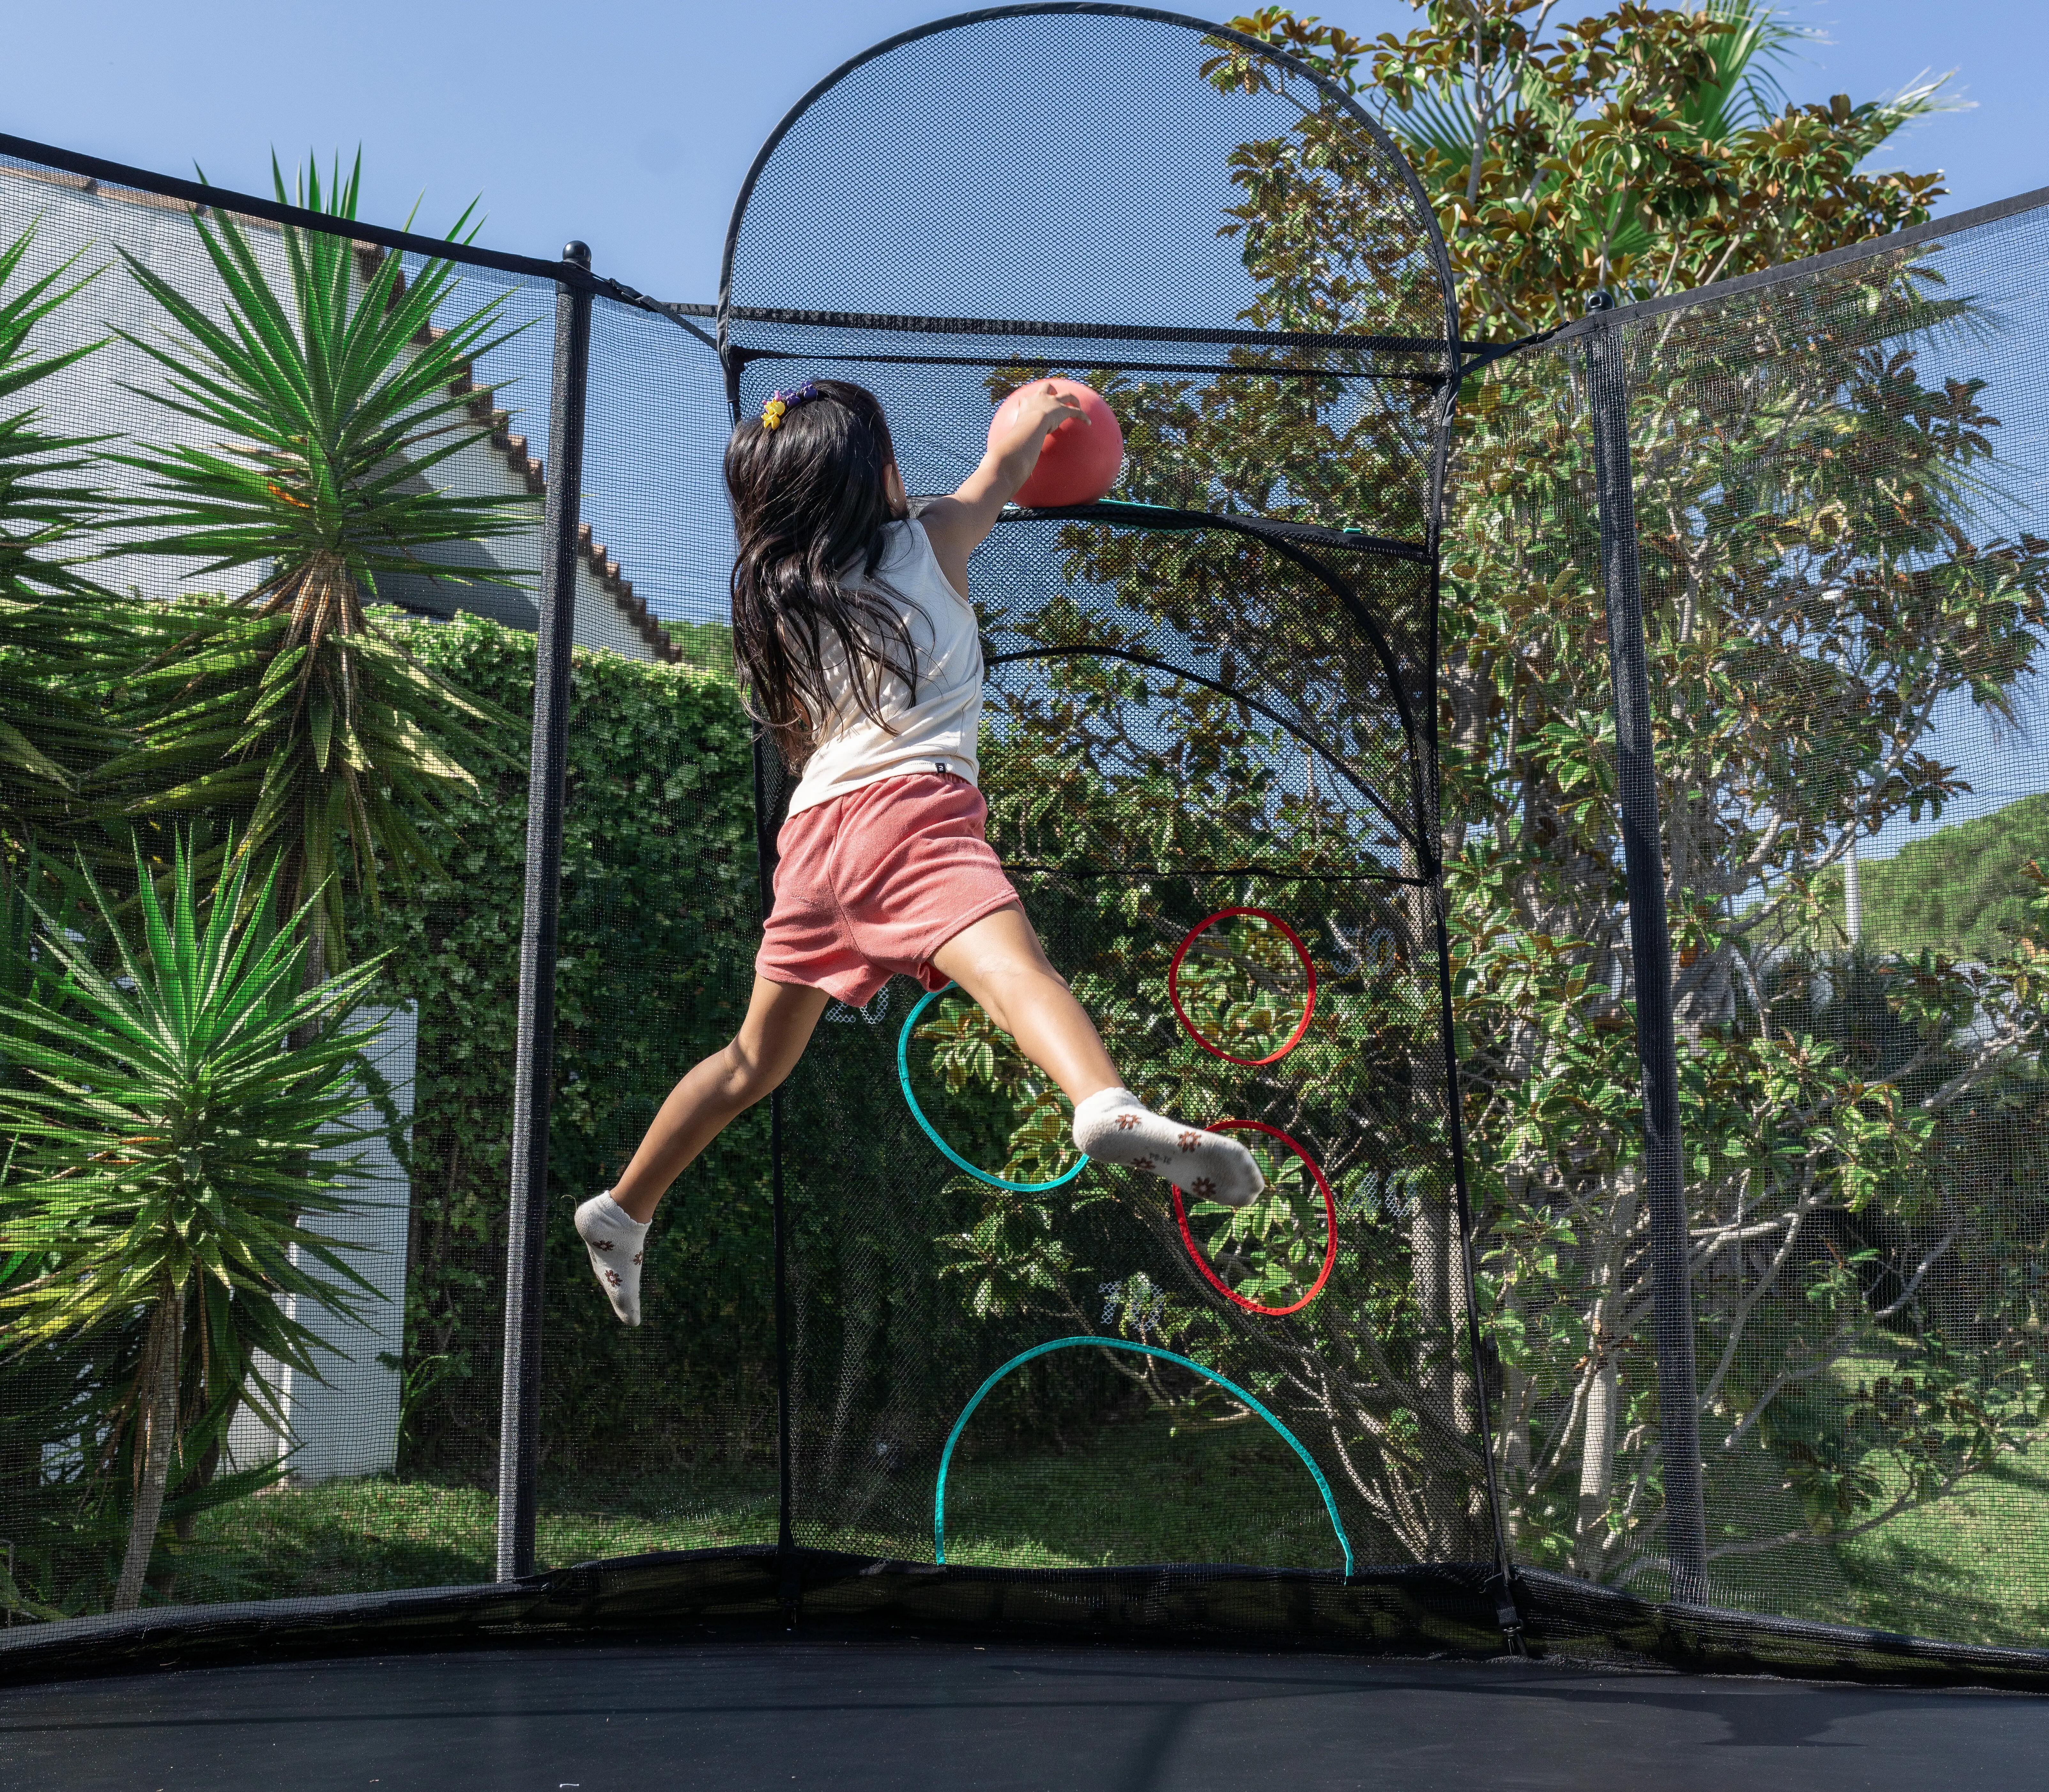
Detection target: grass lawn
<box><xmin>179</xmin><ymin>1470</ymin><xmax>779</xmax><ymax>1605</ymax></box>
<box><xmin>174</xmin><ymin>1409</ymin><xmax>1352</xmax><ymax>1606</ymax></box>
<box><xmin>1716</xmin><ymin>1348</ymin><xmax>2049</xmax><ymax>1649</ymax></box>
<box><xmin>163</xmin><ymin>1414</ymin><xmax>2049</xmax><ymax>1648</ymax></box>
<box><xmin>1694</xmin><ymin>1402</ymin><xmax>2049</xmax><ymax>1650</ymax></box>
<box><xmin>823</xmin><ymin>1404</ymin><xmax>1351</xmax><ymax>1571</ymax></box>
<box><xmin>1828</xmin><ymin>1438</ymin><xmax>2049</xmax><ymax>1647</ymax></box>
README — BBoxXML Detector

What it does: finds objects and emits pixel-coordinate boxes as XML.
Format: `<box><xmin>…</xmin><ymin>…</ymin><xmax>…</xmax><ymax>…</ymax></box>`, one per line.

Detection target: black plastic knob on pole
<box><xmin>1582</xmin><ymin>294</ymin><xmax>1710</xmax><ymax>1605</ymax></box>
<box><xmin>495</xmin><ymin>242</ymin><xmax>594</xmax><ymax>1584</ymax></box>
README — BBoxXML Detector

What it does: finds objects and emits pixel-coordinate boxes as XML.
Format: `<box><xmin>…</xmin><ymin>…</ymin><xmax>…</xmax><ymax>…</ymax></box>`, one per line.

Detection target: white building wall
<box><xmin>1</xmin><ymin>165</ymin><xmax>658</xmax><ymax>659</ymax></box>
<box><xmin>225</xmin><ymin>1004</ymin><xmax>417</xmax><ymax>1486</ymax></box>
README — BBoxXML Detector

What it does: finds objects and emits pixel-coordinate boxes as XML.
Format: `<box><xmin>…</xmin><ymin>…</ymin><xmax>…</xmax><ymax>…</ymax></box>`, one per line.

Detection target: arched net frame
<box><xmin>720</xmin><ymin>4</ymin><xmax>1458</xmax><ymax>736</ymax></box>
<box><xmin>726</xmin><ymin>6</ymin><xmax>1495</xmax><ymax>1575</ymax></box>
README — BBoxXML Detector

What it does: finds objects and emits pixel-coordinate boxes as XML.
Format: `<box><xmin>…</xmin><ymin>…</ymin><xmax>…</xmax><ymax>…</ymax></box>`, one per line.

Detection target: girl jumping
<box><xmin>576</xmin><ymin>378</ymin><xmax>1263</xmax><ymax>1324</ymax></box>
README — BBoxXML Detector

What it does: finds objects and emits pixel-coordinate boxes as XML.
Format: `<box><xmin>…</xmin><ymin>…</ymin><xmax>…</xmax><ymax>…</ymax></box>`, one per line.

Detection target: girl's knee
<box><xmin>719</xmin><ymin>1039</ymin><xmax>791</xmax><ymax>1111</ymax></box>
<box><xmin>996</xmin><ymin>961</ymin><xmax>1075</xmax><ymax>1015</ymax></box>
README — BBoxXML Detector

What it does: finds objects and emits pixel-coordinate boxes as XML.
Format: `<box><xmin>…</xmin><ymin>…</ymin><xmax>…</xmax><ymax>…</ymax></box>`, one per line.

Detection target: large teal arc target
<box><xmin>898</xmin><ymin>983</ymin><xmax>1086</xmax><ymax>1193</ymax></box>
<box><xmin>933</xmin><ymin>1336</ymin><xmax>1354</xmax><ymax>1576</ymax></box>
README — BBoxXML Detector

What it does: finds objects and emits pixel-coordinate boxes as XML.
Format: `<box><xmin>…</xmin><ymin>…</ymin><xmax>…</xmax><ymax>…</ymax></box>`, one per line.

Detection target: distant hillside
<box><xmin>1817</xmin><ymin>793</ymin><xmax>2049</xmax><ymax>960</ymax></box>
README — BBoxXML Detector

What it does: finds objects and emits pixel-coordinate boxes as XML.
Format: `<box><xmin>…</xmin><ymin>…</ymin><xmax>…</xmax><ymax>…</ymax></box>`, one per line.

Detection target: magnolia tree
<box><xmin>924</xmin><ymin>1</ymin><xmax>2049</xmax><ymax>1606</ymax></box>
<box><xmin>939</xmin><ymin>527</ymin><xmax>1481</xmax><ymax>1560</ymax></box>
<box><xmin>1449</xmin><ymin>268</ymin><xmax>2049</xmax><ymax>1592</ymax></box>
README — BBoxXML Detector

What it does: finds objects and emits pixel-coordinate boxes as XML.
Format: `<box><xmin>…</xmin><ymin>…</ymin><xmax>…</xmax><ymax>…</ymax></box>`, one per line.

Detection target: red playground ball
<box><xmin>991</xmin><ymin>378</ymin><xmax>1124</xmax><ymax>509</ymax></box>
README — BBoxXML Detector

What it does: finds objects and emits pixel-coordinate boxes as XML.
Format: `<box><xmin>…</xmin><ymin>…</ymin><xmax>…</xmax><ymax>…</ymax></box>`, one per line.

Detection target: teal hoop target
<box><xmin>898</xmin><ymin>982</ymin><xmax>1087</xmax><ymax>1193</ymax></box>
<box><xmin>934</xmin><ymin>1336</ymin><xmax>1354</xmax><ymax>1576</ymax></box>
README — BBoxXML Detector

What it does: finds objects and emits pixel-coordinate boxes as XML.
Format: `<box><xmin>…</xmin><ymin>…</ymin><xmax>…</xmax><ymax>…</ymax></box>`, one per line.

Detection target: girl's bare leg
<box><xmin>929</xmin><ymin>904</ymin><xmax>1120</xmax><ymax>1102</ymax></box>
<box><xmin>609</xmin><ymin>976</ymin><xmax>830</xmax><ymax>1223</ymax></box>
<box><xmin>931</xmin><ymin>906</ymin><xmax>1264</xmax><ymax>1206</ymax></box>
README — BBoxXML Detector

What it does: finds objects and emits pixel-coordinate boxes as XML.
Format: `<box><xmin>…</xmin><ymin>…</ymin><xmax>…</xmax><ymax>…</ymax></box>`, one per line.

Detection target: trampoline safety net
<box><xmin>3</xmin><ymin>2</ymin><xmax>2049</xmax><ymax>1693</ymax></box>
<box><xmin>723</xmin><ymin>6</ymin><xmax>1487</xmax><ymax>1638</ymax></box>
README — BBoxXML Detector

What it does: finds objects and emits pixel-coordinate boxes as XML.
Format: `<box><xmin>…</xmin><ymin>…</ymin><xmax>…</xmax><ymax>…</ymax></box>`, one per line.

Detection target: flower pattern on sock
<box><xmin>1071</xmin><ymin>1095</ymin><xmax>1265</xmax><ymax>1208</ymax></box>
<box><xmin>577</xmin><ymin>1193</ymin><xmax>648</xmax><ymax>1325</ymax></box>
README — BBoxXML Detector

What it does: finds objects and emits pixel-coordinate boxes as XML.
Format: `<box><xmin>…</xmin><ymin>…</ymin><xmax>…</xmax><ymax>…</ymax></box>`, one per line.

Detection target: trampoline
<box><xmin>4</xmin><ymin>0</ymin><xmax>2049</xmax><ymax>1776</ymax></box>
<box><xmin>5</xmin><ymin>1640</ymin><xmax>2049</xmax><ymax>1791</ymax></box>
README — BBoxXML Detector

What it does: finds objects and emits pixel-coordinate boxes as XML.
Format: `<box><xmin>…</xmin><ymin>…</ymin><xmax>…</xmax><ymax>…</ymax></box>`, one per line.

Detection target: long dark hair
<box><xmin>725</xmin><ymin>378</ymin><xmax>914</xmax><ymax>768</ymax></box>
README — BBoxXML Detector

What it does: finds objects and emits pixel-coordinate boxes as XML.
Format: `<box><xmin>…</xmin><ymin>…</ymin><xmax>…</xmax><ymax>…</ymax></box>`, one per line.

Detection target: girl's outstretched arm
<box><xmin>918</xmin><ymin>381</ymin><xmax>1088</xmax><ymax>595</ymax></box>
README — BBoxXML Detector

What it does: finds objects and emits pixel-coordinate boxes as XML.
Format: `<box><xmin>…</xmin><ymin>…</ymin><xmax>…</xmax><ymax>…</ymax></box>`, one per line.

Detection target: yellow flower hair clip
<box><xmin>761</xmin><ymin>381</ymin><xmax>819</xmax><ymax>431</ymax></box>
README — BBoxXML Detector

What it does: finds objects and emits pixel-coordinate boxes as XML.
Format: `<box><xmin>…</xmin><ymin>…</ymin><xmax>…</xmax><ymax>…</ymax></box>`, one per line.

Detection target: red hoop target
<box><xmin>1172</xmin><ymin>1120</ymin><xmax>1337</xmax><ymax>1318</ymax></box>
<box><xmin>1167</xmin><ymin>908</ymin><xmax>1316</xmax><ymax>1066</ymax></box>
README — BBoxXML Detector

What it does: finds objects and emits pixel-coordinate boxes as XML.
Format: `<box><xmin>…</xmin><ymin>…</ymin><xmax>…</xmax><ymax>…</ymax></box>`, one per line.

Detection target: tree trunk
<box><xmin>1501</xmin><ymin>1286</ymin><xmax>1531</xmax><ymax>1477</ymax></box>
<box><xmin>152</xmin><ymin>1427</ymin><xmax>228</xmax><ymax>1602</ymax></box>
<box><xmin>290</xmin><ymin>921</ymin><xmax>329</xmax><ymax>1047</ymax></box>
<box><xmin>1574</xmin><ymin>1168</ymin><xmax>1639</xmax><ymax>1578</ymax></box>
<box><xmin>1575</xmin><ymin>1355</ymin><xmax>1617</xmax><ymax>1577</ymax></box>
<box><xmin>112</xmin><ymin>1290</ymin><xmax>183</xmax><ymax>1612</ymax></box>
<box><xmin>1409</xmin><ymin>1181</ymin><xmax>1481</xmax><ymax>1555</ymax></box>
<box><xmin>1401</xmin><ymin>843</ymin><xmax>1481</xmax><ymax>1556</ymax></box>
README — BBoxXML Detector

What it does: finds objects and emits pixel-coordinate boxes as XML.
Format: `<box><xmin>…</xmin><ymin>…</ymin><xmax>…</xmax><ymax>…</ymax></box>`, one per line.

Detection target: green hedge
<box><xmin>354</xmin><ymin>613</ymin><xmax>776</xmax><ymax>1487</ymax></box>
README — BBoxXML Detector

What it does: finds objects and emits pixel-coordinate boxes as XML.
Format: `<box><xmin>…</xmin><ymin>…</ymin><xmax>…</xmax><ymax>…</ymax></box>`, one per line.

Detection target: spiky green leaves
<box><xmin>0</xmin><ymin>833</ymin><xmax>386</xmax><ymax>1435</ymax></box>
<box><xmin>104</xmin><ymin>155</ymin><xmax>525</xmax><ymax>953</ymax></box>
<box><xmin>0</xmin><ymin>218</ymin><xmax>127</xmax><ymax>858</ymax></box>
<box><xmin>110</xmin><ymin>153</ymin><xmax>533</xmax><ymax>590</ymax></box>
<box><xmin>0</xmin><ymin>216</ymin><xmax>111</xmax><ymax>592</ymax></box>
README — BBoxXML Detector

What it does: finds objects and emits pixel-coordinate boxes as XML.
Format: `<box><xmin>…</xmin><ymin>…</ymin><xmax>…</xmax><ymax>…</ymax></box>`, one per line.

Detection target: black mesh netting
<box><xmin>0</xmin><ymin>150</ymin><xmax>557</xmax><ymax>1616</ymax></box>
<box><xmin>752</xmin><ymin>512</ymin><xmax>1481</xmax><ymax>1579</ymax></box>
<box><xmin>8</xmin><ymin>2</ymin><xmax>2049</xmax><ymax>1695</ymax></box>
<box><xmin>1459</xmin><ymin>199</ymin><xmax>2049</xmax><ymax>1659</ymax></box>
<box><xmin>525</xmin><ymin>297</ymin><xmax>777</xmax><ymax>1565</ymax></box>
<box><xmin>723</xmin><ymin>8</ymin><xmax>1492</xmax><ymax>1597</ymax></box>
<box><xmin>1606</xmin><ymin>203</ymin><xmax>2049</xmax><ymax>1648</ymax></box>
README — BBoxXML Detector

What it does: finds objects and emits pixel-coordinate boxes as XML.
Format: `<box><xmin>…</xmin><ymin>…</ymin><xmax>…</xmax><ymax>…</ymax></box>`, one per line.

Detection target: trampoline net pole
<box><xmin>1583</xmin><ymin>304</ymin><xmax>1710</xmax><ymax>1605</ymax></box>
<box><xmin>495</xmin><ymin>249</ymin><xmax>595</xmax><ymax>1584</ymax></box>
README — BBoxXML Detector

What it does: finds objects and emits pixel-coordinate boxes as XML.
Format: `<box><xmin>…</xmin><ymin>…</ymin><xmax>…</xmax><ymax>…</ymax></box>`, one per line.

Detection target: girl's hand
<box><xmin>922</xmin><ymin>383</ymin><xmax>1094</xmax><ymax>593</ymax></box>
<box><xmin>989</xmin><ymin>381</ymin><xmax>1089</xmax><ymax>461</ymax></box>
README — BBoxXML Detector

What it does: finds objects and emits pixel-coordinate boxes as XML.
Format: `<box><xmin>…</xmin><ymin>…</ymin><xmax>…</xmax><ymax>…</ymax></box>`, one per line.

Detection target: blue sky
<box><xmin>5</xmin><ymin>1</ymin><xmax>2044</xmax><ymax>304</ymax></box>
<box><xmin>7</xmin><ymin>1</ymin><xmax>2044</xmax><ymax>857</ymax></box>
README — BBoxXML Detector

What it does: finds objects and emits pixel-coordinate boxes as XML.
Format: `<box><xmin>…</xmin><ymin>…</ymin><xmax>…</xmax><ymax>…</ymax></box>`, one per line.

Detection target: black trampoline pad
<box><xmin>4</xmin><ymin>1643</ymin><xmax>2045</xmax><ymax>1792</ymax></box>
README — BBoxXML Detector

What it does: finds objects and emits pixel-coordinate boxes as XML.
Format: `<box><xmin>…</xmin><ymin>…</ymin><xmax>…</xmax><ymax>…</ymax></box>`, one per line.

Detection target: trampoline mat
<box><xmin>4</xmin><ymin>1640</ymin><xmax>2045</xmax><ymax>1791</ymax></box>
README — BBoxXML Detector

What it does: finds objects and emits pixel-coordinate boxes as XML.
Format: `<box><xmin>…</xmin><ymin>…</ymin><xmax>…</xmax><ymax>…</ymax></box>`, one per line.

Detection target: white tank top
<box><xmin>785</xmin><ymin>518</ymin><xmax>983</xmax><ymax>816</ymax></box>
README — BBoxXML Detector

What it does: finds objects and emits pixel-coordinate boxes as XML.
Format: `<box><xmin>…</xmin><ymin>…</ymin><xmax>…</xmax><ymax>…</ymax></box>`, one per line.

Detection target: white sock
<box><xmin>1071</xmin><ymin>1088</ymin><xmax>1266</xmax><ymax>1207</ymax></box>
<box><xmin>574</xmin><ymin>1192</ymin><xmax>650</xmax><ymax>1326</ymax></box>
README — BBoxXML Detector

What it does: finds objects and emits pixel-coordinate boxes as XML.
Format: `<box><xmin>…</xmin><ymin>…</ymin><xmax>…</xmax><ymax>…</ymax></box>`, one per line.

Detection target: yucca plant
<box><xmin>0</xmin><ymin>218</ymin><xmax>128</xmax><ymax>867</ymax></box>
<box><xmin>0</xmin><ymin>845</ymin><xmax>89</xmax><ymax>1618</ymax></box>
<box><xmin>0</xmin><ymin>832</ymin><xmax>388</xmax><ymax>1611</ymax></box>
<box><xmin>105</xmin><ymin>153</ymin><xmax>530</xmax><ymax>965</ymax></box>
<box><xmin>2</xmin><ymin>850</ymin><xmax>192</xmax><ymax>1623</ymax></box>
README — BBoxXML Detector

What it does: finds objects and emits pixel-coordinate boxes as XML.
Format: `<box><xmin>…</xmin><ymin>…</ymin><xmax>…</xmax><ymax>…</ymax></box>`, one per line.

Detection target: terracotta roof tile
<box><xmin>370</xmin><ymin>242</ymin><xmax>681</xmax><ymax>663</ymax></box>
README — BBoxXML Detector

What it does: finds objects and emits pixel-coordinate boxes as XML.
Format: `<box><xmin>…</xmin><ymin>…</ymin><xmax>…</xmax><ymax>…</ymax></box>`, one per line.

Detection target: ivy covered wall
<box><xmin>355</xmin><ymin>613</ymin><xmax>775</xmax><ymax>1487</ymax></box>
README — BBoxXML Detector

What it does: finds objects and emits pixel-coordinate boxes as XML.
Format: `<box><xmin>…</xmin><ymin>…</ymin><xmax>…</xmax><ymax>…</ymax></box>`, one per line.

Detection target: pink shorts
<box><xmin>755</xmin><ymin>772</ymin><xmax>1021</xmax><ymax>1007</ymax></box>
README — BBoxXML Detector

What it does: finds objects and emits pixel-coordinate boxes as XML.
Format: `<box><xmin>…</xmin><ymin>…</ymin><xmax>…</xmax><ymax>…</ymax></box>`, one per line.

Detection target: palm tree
<box><xmin>0</xmin><ymin>834</ymin><xmax>387</xmax><ymax>1610</ymax></box>
<box><xmin>105</xmin><ymin>154</ymin><xmax>533</xmax><ymax>968</ymax></box>
<box><xmin>0</xmin><ymin>219</ymin><xmax>125</xmax><ymax>870</ymax></box>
